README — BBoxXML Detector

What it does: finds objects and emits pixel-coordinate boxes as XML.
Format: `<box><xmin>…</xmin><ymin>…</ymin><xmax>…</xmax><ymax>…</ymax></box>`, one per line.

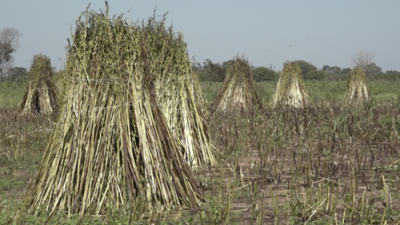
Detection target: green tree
<box><xmin>341</xmin><ymin>68</ymin><xmax>351</xmax><ymax>74</ymax></box>
<box><xmin>252</xmin><ymin>66</ymin><xmax>275</xmax><ymax>82</ymax></box>
<box><xmin>221</xmin><ymin>60</ymin><xmax>233</xmax><ymax>72</ymax></box>
<box><xmin>368</xmin><ymin>63</ymin><xmax>382</xmax><ymax>74</ymax></box>
<box><xmin>7</xmin><ymin>67</ymin><xmax>27</xmax><ymax>80</ymax></box>
<box><xmin>293</xmin><ymin>60</ymin><xmax>326</xmax><ymax>80</ymax></box>
<box><xmin>293</xmin><ymin>60</ymin><xmax>316</xmax><ymax>75</ymax></box>
<box><xmin>199</xmin><ymin>59</ymin><xmax>226</xmax><ymax>82</ymax></box>
<box><xmin>322</xmin><ymin>65</ymin><xmax>341</xmax><ymax>74</ymax></box>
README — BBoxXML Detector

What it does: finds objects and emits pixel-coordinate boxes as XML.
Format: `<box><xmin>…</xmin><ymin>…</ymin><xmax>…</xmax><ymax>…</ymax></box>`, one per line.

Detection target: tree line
<box><xmin>193</xmin><ymin>59</ymin><xmax>400</xmax><ymax>82</ymax></box>
<box><xmin>2</xmin><ymin>61</ymin><xmax>400</xmax><ymax>83</ymax></box>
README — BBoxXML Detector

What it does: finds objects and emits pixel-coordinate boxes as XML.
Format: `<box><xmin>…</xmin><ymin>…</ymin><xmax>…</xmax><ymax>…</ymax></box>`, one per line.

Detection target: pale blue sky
<box><xmin>1</xmin><ymin>0</ymin><xmax>399</xmax><ymax>72</ymax></box>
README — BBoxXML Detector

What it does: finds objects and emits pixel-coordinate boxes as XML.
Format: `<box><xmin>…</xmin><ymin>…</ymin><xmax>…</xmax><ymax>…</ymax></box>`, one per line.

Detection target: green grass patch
<box><xmin>0</xmin><ymin>79</ymin><xmax>27</xmax><ymax>108</ymax></box>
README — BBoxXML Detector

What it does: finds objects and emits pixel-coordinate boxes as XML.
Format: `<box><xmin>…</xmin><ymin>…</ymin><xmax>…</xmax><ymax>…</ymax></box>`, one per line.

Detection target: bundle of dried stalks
<box><xmin>20</xmin><ymin>54</ymin><xmax>58</xmax><ymax>115</ymax></box>
<box><xmin>270</xmin><ymin>61</ymin><xmax>312</xmax><ymax>109</ymax></box>
<box><xmin>210</xmin><ymin>56</ymin><xmax>262</xmax><ymax>113</ymax></box>
<box><xmin>191</xmin><ymin>73</ymin><xmax>209</xmax><ymax>117</ymax></box>
<box><xmin>343</xmin><ymin>67</ymin><xmax>372</xmax><ymax>107</ymax></box>
<box><xmin>52</xmin><ymin>69</ymin><xmax>66</xmax><ymax>99</ymax></box>
<box><xmin>20</xmin><ymin>5</ymin><xmax>201</xmax><ymax>217</ymax></box>
<box><xmin>144</xmin><ymin>16</ymin><xmax>215</xmax><ymax>168</ymax></box>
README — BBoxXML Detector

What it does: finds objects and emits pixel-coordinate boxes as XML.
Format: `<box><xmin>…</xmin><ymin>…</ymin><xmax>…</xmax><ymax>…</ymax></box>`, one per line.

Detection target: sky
<box><xmin>1</xmin><ymin>0</ymin><xmax>399</xmax><ymax>72</ymax></box>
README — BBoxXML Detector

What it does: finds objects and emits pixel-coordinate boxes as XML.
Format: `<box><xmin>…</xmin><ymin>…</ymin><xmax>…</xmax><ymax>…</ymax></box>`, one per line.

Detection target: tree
<box><xmin>322</xmin><ymin>65</ymin><xmax>330</xmax><ymax>71</ymax></box>
<box><xmin>350</xmin><ymin>51</ymin><xmax>379</xmax><ymax>78</ymax></box>
<box><xmin>0</xmin><ymin>27</ymin><xmax>22</xmax><ymax>78</ymax></box>
<box><xmin>202</xmin><ymin>59</ymin><xmax>226</xmax><ymax>82</ymax></box>
<box><xmin>252</xmin><ymin>66</ymin><xmax>275</xmax><ymax>82</ymax></box>
<box><xmin>369</xmin><ymin>63</ymin><xmax>382</xmax><ymax>74</ymax></box>
<box><xmin>292</xmin><ymin>60</ymin><xmax>327</xmax><ymax>80</ymax></box>
<box><xmin>7</xmin><ymin>67</ymin><xmax>27</xmax><ymax>80</ymax></box>
<box><xmin>341</xmin><ymin>68</ymin><xmax>351</xmax><ymax>74</ymax></box>
<box><xmin>293</xmin><ymin>60</ymin><xmax>316</xmax><ymax>75</ymax></box>
<box><xmin>322</xmin><ymin>65</ymin><xmax>341</xmax><ymax>74</ymax></box>
<box><xmin>192</xmin><ymin>61</ymin><xmax>202</xmax><ymax>74</ymax></box>
<box><xmin>221</xmin><ymin>60</ymin><xmax>233</xmax><ymax>72</ymax></box>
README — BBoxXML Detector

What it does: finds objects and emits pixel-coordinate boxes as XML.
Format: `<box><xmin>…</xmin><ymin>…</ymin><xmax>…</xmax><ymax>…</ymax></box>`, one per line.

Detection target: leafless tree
<box><xmin>0</xmin><ymin>27</ymin><xmax>22</xmax><ymax>78</ymax></box>
<box><xmin>350</xmin><ymin>51</ymin><xmax>378</xmax><ymax>78</ymax></box>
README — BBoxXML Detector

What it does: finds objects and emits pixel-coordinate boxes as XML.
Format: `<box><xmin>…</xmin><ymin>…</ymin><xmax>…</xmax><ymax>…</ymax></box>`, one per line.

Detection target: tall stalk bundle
<box><xmin>20</xmin><ymin>54</ymin><xmax>57</xmax><ymax>115</ymax></box>
<box><xmin>52</xmin><ymin>69</ymin><xmax>67</xmax><ymax>100</ymax></box>
<box><xmin>270</xmin><ymin>61</ymin><xmax>312</xmax><ymax>109</ymax></box>
<box><xmin>191</xmin><ymin>73</ymin><xmax>209</xmax><ymax>116</ymax></box>
<box><xmin>189</xmin><ymin>73</ymin><xmax>212</xmax><ymax>134</ymax></box>
<box><xmin>144</xmin><ymin>16</ymin><xmax>215</xmax><ymax>168</ymax></box>
<box><xmin>210</xmin><ymin>56</ymin><xmax>261</xmax><ymax>113</ymax></box>
<box><xmin>343</xmin><ymin>67</ymin><xmax>372</xmax><ymax>106</ymax></box>
<box><xmin>21</xmin><ymin>6</ymin><xmax>201</xmax><ymax>217</ymax></box>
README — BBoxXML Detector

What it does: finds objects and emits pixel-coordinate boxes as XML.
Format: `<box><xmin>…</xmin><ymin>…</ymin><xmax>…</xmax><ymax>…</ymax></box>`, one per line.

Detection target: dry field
<box><xmin>1</xmin><ymin>99</ymin><xmax>400</xmax><ymax>224</ymax></box>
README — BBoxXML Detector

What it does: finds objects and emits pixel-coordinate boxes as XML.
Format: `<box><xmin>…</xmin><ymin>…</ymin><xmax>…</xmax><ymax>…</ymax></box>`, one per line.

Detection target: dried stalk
<box><xmin>270</xmin><ymin>61</ymin><xmax>312</xmax><ymax>109</ymax></box>
<box><xmin>210</xmin><ymin>55</ymin><xmax>262</xmax><ymax>113</ymax></box>
<box><xmin>19</xmin><ymin>5</ymin><xmax>202</xmax><ymax>218</ymax></box>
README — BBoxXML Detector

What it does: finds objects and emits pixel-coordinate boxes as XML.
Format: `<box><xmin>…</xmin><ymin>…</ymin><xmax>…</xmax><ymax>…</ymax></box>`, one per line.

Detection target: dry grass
<box><xmin>2</xmin><ymin>100</ymin><xmax>400</xmax><ymax>224</ymax></box>
<box><xmin>201</xmin><ymin>103</ymin><xmax>400</xmax><ymax>224</ymax></box>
